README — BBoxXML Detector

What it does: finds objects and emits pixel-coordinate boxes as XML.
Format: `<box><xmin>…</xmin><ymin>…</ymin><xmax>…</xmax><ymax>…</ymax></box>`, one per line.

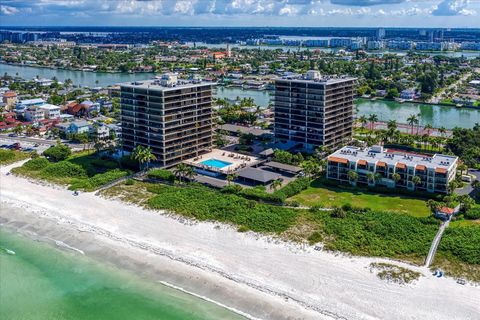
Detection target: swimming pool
<box><xmin>200</xmin><ymin>159</ymin><xmax>232</xmax><ymax>169</ymax></box>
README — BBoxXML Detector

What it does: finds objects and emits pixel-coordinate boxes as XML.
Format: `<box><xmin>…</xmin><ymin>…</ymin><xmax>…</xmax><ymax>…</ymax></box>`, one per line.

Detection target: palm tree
<box><xmin>407</xmin><ymin>114</ymin><xmax>419</xmax><ymax>135</ymax></box>
<box><xmin>412</xmin><ymin>175</ymin><xmax>422</xmax><ymax>189</ymax></box>
<box><xmin>368</xmin><ymin>114</ymin><xmax>378</xmax><ymax>131</ymax></box>
<box><xmin>392</xmin><ymin>173</ymin><xmax>401</xmax><ymax>185</ymax></box>
<box><xmin>270</xmin><ymin>178</ymin><xmax>283</xmax><ymax>191</ymax></box>
<box><xmin>25</xmin><ymin>125</ymin><xmax>34</xmax><ymax>136</ymax></box>
<box><xmin>302</xmin><ymin>160</ymin><xmax>319</xmax><ymax>178</ymax></box>
<box><xmin>131</xmin><ymin>145</ymin><xmax>157</xmax><ymax>170</ymax></box>
<box><xmin>348</xmin><ymin>170</ymin><xmax>359</xmax><ymax>185</ymax></box>
<box><xmin>358</xmin><ymin>115</ymin><xmax>368</xmax><ymax>130</ymax></box>
<box><xmin>142</xmin><ymin>147</ymin><xmax>157</xmax><ymax>169</ymax></box>
<box><xmin>387</xmin><ymin>119</ymin><xmax>397</xmax><ymax>132</ymax></box>
<box><xmin>226</xmin><ymin>173</ymin><xmax>238</xmax><ymax>185</ymax></box>
<box><xmin>366</xmin><ymin>172</ymin><xmax>375</xmax><ymax>184</ymax></box>
<box><xmin>457</xmin><ymin>163</ymin><xmax>468</xmax><ymax>176</ymax></box>
<box><xmin>173</xmin><ymin>163</ymin><xmax>189</xmax><ymax>183</ymax></box>
<box><xmin>438</xmin><ymin>126</ymin><xmax>447</xmax><ymax>138</ymax></box>
<box><xmin>183</xmin><ymin>165</ymin><xmax>195</xmax><ymax>182</ymax></box>
<box><xmin>13</xmin><ymin>124</ymin><xmax>23</xmax><ymax>135</ymax></box>
<box><xmin>423</xmin><ymin>124</ymin><xmax>433</xmax><ymax>136</ymax></box>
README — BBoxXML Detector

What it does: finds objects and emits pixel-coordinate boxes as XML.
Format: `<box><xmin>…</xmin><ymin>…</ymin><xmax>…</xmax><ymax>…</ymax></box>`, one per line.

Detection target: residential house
<box><xmin>92</xmin><ymin>123</ymin><xmax>110</xmax><ymax>139</ymax></box>
<box><xmin>38</xmin><ymin>104</ymin><xmax>61</xmax><ymax>119</ymax></box>
<box><xmin>400</xmin><ymin>89</ymin><xmax>418</xmax><ymax>100</ymax></box>
<box><xmin>66</xmin><ymin>120</ymin><xmax>90</xmax><ymax>135</ymax></box>
<box><xmin>2</xmin><ymin>91</ymin><xmax>17</xmax><ymax>110</ymax></box>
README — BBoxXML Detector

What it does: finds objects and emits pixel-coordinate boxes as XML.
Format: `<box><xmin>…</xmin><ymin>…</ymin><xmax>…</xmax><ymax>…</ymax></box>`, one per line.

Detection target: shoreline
<box><xmin>1</xmin><ymin>161</ymin><xmax>479</xmax><ymax>319</ymax></box>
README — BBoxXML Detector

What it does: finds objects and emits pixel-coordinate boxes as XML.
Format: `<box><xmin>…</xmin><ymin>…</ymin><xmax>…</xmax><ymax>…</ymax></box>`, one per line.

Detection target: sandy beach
<box><xmin>1</xmin><ymin>160</ymin><xmax>479</xmax><ymax>320</ymax></box>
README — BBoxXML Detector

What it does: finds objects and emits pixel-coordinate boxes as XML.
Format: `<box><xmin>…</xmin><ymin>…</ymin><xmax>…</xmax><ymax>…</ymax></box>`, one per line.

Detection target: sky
<box><xmin>0</xmin><ymin>0</ymin><xmax>479</xmax><ymax>28</ymax></box>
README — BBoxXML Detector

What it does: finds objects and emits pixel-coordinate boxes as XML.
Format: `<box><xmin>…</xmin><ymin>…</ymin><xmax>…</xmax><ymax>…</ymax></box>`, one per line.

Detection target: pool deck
<box><xmin>184</xmin><ymin>149</ymin><xmax>261</xmax><ymax>174</ymax></box>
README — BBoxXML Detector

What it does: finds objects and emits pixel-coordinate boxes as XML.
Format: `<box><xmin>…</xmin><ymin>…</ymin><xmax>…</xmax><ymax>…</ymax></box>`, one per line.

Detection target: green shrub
<box><xmin>147</xmin><ymin>169</ymin><xmax>175</xmax><ymax>182</ymax></box>
<box><xmin>69</xmin><ymin>169</ymin><xmax>129</xmax><ymax>191</ymax></box>
<box><xmin>464</xmin><ymin>207</ymin><xmax>480</xmax><ymax>220</ymax></box>
<box><xmin>275</xmin><ymin>177</ymin><xmax>311</xmax><ymax>199</ymax></box>
<box><xmin>308</xmin><ymin>231</ymin><xmax>323</xmax><ymax>244</ymax></box>
<box><xmin>439</xmin><ymin>226</ymin><xmax>480</xmax><ymax>265</ymax></box>
<box><xmin>239</xmin><ymin>187</ymin><xmax>286</xmax><ymax>203</ymax></box>
<box><xmin>125</xmin><ymin>178</ymin><xmax>135</xmax><ymax>186</ymax></box>
<box><xmin>0</xmin><ymin>149</ymin><xmax>29</xmax><ymax>165</ymax></box>
<box><xmin>221</xmin><ymin>184</ymin><xmax>243</xmax><ymax>194</ymax></box>
<box><xmin>331</xmin><ymin>207</ymin><xmax>347</xmax><ymax>218</ymax></box>
<box><xmin>321</xmin><ymin>210</ymin><xmax>439</xmax><ymax>258</ymax></box>
<box><xmin>146</xmin><ymin>184</ymin><xmax>298</xmax><ymax>233</ymax></box>
<box><xmin>120</xmin><ymin>155</ymin><xmax>139</xmax><ymax>170</ymax></box>
<box><xmin>0</xmin><ymin>149</ymin><xmax>15</xmax><ymax>163</ymax></box>
<box><xmin>40</xmin><ymin>161</ymin><xmax>86</xmax><ymax>178</ymax></box>
<box><xmin>43</xmin><ymin>144</ymin><xmax>71</xmax><ymax>162</ymax></box>
<box><xmin>23</xmin><ymin>157</ymin><xmax>50</xmax><ymax>171</ymax></box>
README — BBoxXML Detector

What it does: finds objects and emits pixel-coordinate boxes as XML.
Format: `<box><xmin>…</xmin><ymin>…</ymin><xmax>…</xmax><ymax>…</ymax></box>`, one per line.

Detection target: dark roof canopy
<box><xmin>259</xmin><ymin>148</ymin><xmax>274</xmax><ymax>157</ymax></box>
<box><xmin>237</xmin><ymin>167</ymin><xmax>280</xmax><ymax>183</ymax></box>
<box><xmin>264</xmin><ymin>161</ymin><xmax>302</xmax><ymax>173</ymax></box>
<box><xmin>219</xmin><ymin>124</ymin><xmax>272</xmax><ymax>137</ymax></box>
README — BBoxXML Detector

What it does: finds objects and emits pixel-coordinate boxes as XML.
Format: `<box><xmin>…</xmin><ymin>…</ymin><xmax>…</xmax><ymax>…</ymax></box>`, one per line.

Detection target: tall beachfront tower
<box><xmin>120</xmin><ymin>74</ymin><xmax>214</xmax><ymax>167</ymax></box>
<box><xmin>273</xmin><ymin>71</ymin><xmax>356</xmax><ymax>152</ymax></box>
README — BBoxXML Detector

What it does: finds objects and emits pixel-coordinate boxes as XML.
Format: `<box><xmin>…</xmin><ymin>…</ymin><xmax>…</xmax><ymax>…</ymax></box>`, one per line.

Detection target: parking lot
<box><xmin>0</xmin><ymin>134</ymin><xmax>82</xmax><ymax>154</ymax></box>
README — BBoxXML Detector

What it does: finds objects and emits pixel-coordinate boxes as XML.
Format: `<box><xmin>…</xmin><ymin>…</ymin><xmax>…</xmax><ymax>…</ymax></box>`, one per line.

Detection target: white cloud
<box><xmin>0</xmin><ymin>5</ymin><xmax>19</xmax><ymax>15</ymax></box>
<box><xmin>432</xmin><ymin>0</ymin><xmax>476</xmax><ymax>16</ymax></box>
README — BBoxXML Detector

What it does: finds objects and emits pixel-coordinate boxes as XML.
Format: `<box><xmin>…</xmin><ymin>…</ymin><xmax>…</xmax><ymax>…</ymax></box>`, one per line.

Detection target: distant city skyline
<box><xmin>0</xmin><ymin>0</ymin><xmax>479</xmax><ymax>28</ymax></box>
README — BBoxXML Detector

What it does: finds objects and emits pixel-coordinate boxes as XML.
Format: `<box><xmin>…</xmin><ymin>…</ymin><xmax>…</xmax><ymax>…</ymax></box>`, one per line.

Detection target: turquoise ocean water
<box><xmin>0</xmin><ymin>228</ymin><xmax>245</xmax><ymax>320</ymax></box>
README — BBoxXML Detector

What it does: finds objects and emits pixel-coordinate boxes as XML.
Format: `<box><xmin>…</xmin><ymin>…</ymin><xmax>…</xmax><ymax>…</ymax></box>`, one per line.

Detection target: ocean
<box><xmin>0</xmin><ymin>228</ymin><xmax>246</xmax><ymax>320</ymax></box>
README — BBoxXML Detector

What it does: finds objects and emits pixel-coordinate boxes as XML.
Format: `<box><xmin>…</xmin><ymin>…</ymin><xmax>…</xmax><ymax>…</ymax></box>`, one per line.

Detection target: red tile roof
<box><xmin>328</xmin><ymin>156</ymin><xmax>348</xmax><ymax>164</ymax></box>
<box><xmin>435</xmin><ymin>168</ymin><xmax>447</xmax><ymax>174</ymax></box>
<box><xmin>3</xmin><ymin>91</ymin><xmax>16</xmax><ymax>98</ymax></box>
<box><xmin>438</xmin><ymin>207</ymin><xmax>455</xmax><ymax>215</ymax></box>
<box><xmin>395</xmin><ymin>163</ymin><xmax>407</xmax><ymax>169</ymax></box>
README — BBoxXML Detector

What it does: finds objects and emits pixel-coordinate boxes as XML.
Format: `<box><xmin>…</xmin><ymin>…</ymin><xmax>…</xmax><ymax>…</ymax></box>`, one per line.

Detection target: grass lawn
<box><xmin>12</xmin><ymin>151</ymin><xmax>130</xmax><ymax>191</ymax></box>
<box><xmin>0</xmin><ymin>149</ymin><xmax>30</xmax><ymax>166</ymax></box>
<box><xmin>449</xmin><ymin>219</ymin><xmax>480</xmax><ymax>228</ymax></box>
<box><xmin>290</xmin><ymin>179</ymin><xmax>431</xmax><ymax>217</ymax></box>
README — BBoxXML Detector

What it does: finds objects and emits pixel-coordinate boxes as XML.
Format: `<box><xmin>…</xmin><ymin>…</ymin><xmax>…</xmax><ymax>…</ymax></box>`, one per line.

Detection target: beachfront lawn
<box><xmin>290</xmin><ymin>180</ymin><xmax>431</xmax><ymax>217</ymax></box>
<box><xmin>12</xmin><ymin>151</ymin><xmax>130</xmax><ymax>191</ymax></box>
<box><xmin>0</xmin><ymin>149</ymin><xmax>30</xmax><ymax>166</ymax></box>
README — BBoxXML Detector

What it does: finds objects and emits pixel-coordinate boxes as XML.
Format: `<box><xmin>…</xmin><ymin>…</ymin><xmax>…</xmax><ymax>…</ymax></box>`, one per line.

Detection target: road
<box><xmin>430</xmin><ymin>71</ymin><xmax>472</xmax><ymax>104</ymax></box>
<box><xmin>0</xmin><ymin>134</ymin><xmax>84</xmax><ymax>151</ymax></box>
<box><xmin>455</xmin><ymin>169</ymin><xmax>480</xmax><ymax>196</ymax></box>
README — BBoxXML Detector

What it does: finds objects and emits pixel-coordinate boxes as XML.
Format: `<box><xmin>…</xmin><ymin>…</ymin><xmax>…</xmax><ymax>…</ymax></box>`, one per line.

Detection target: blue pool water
<box><xmin>200</xmin><ymin>159</ymin><xmax>232</xmax><ymax>169</ymax></box>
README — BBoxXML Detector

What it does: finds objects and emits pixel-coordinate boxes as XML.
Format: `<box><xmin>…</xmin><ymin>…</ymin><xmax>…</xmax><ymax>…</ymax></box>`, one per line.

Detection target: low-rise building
<box><xmin>2</xmin><ymin>91</ymin><xmax>17</xmax><ymax>110</ymax></box>
<box><xmin>24</xmin><ymin>106</ymin><xmax>45</xmax><ymax>122</ymax></box>
<box><xmin>326</xmin><ymin>146</ymin><xmax>458</xmax><ymax>194</ymax></box>
<box><xmin>66</xmin><ymin>120</ymin><xmax>90</xmax><ymax>135</ymax></box>
<box><xmin>38</xmin><ymin>103</ymin><xmax>61</xmax><ymax>119</ymax></box>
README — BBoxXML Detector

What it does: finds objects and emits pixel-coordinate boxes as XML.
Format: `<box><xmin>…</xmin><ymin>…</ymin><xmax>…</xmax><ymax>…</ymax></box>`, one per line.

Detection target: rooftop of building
<box><xmin>276</xmin><ymin>71</ymin><xmax>356</xmax><ymax>85</ymax></box>
<box><xmin>19</xmin><ymin>98</ymin><xmax>45</xmax><ymax>105</ymax></box>
<box><xmin>329</xmin><ymin>146</ymin><xmax>458</xmax><ymax>171</ymax></box>
<box><xmin>119</xmin><ymin>77</ymin><xmax>216</xmax><ymax>91</ymax></box>
<box><xmin>38</xmin><ymin>103</ymin><xmax>60</xmax><ymax>110</ymax></box>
